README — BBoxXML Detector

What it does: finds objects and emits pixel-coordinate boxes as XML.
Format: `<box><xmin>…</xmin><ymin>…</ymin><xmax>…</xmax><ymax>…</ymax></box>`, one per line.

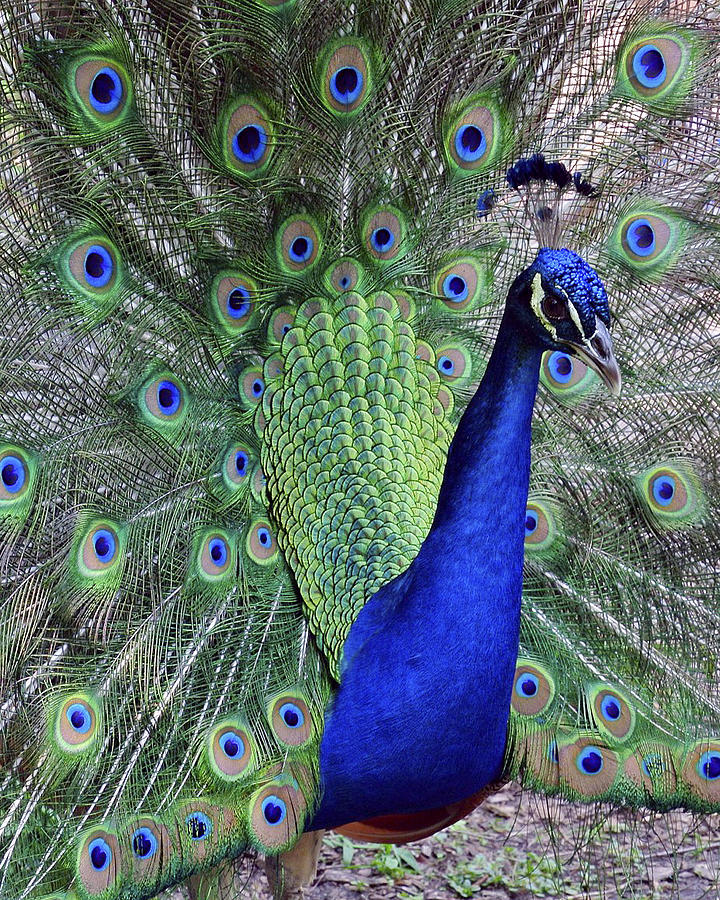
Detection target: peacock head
<box><xmin>510</xmin><ymin>247</ymin><xmax>621</xmax><ymax>396</ymax></box>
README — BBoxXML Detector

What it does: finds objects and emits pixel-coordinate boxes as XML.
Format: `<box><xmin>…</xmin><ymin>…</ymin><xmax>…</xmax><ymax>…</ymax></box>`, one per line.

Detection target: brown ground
<box><xmin>166</xmin><ymin>783</ymin><xmax>720</xmax><ymax>900</ymax></box>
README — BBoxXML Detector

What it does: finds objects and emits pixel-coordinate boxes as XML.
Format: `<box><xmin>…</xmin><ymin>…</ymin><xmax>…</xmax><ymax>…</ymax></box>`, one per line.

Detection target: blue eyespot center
<box><xmin>67</xmin><ymin>702</ymin><xmax>92</xmax><ymax>734</ymax></box>
<box><xmin>515</xmin><ymin>672</ymin><xmax>540</xmax><ymax>697</ymax></box>
<box><xmin>233</xmin><ymin>124</ymin><xmax>267</xmax><ymax>164</ymax></box>
<box><xmin>186</xmin><ymin>811</ymin><xmax>212</xmax><ymax>841</ymax></box>
<box><xmin>89</xmin><ymin>837</ymin><xmax>111</xmax><ymax>871</ymax></box>
<box><xmin>525</xmin><ymin>511</ymin><xmax>538</xmax><ymax>535</ymax></box>
<box><xmin>89</xmin><ymin>67</ymin><xmax>123</xmax><ymax>114</ymax></box>
<box><xmin>132</xmin><ymin>827</ymin><xmax>158</xmax><ymax>860</ymax></box>
<box><xmin>548</xmin><ymin>740</ymin><xmax>559</xmax><ymax>764</ymax></box>
<box><xmin>84</xmin><ymin>245</ymin><xmax>114</xmax><ymax>288</ymax></box>
<box><xmin>279</xmin><ymin>701</ymin><xmax>304</xmax><ymax>729</ymax></box>
<box><xmin>235</xmin><ymin>451</ymin><xmax>249</xmax><ymax>476</ymax></box>
<box><xmin>257</xmin><ymin>527</ymin><xmax>271</xmax><ymax>547</ymax></box>
<box><xmin>339</xmin><ymin>276</ymin><xmax>350</xmax><ymax>288</ymax></box>
<box><xmin>437</xmin><ymin>355</ymin><xmax>454</xmax><ymax>375</ymax></box>
<box><xmin>698</xmin><ymin>751</ymin><xmax>720</xmax><ymax>781</ymax></box>
<box><xmin>157</xmin><ymin>380</ymin><xmax>181</xmax><ymax>415</ymax></box>
<box><xmin>252</xmin><ymin>378</ymin><xmax>265</xmax><ymax>397</ymax></box>
<box><xmin>633</xmin><ymin>45</ymin><xmax>666</xmax><ymax>88</ymax></box>
<box><xmin>227</xmin><ymin>286</ymin><xmax>251</xmax><ymax>319</ymax></box>
<box><xmin>1</xmin><ymin>455</ymin><xmax>26</xmax><ymax>493</ymax></box>
<box><xmin>262</xmin><ymin>795</ymin><xmax>287</xmax><ymax>826</ymax></box>
<box><xmin>652</xmin><ymin>475</ymin><xmax>676</xmax><ymax>506</ymax></box>
<box><xmin>578</xmin><ymin>746</ymin><xmax>604</xmax><ymax>775</ymax></box>
<box><xmin>627</xmin><ymin>219</ymin><xmax>656</xmax><ymax>257</ymax></box>
<box><xmin>208</xmin><ymin>537</ymin><xmax>228</xmax><ymax>567</ymax></box>
<box><xmin>330</xmin><ymin>66</ymin><xmax>363</xmax><ymax>105</ymax></box>
<box><xmin>601</xmin><ymin>695</ymin><xmax>621</xmax><ymax>721</ymax></box>
<box><xmin>92</xmin><ymin>528</ymin><xmax>116</xmax><ymax>564</ymax></box>
<box><xmin>442</xmin><ymin>274</ymin><xmax>468</xmax><ymax>303</ymax></box>
<box><xmin>548</xmin><ymin>351</ymin><xmax>573</xmax><ymax>384</ymax></box>
<box><xmin>219</xmin><ymin>730</ymin><xmax>244</xmax><ymax>759</ymax></box>
<box><xmin>289</xmin><ymin>236</ymin><xmax>313</xmax><ymax>263</ymax></box>
<box><xmin>455</xmin><ymin>124</ymin><xmax>487</xmax><ymax>162</ymax></box>
<box><xmin>371</xmin><ymin>227</ymin><xmax>394</xmax><ymax>252</ymax></box>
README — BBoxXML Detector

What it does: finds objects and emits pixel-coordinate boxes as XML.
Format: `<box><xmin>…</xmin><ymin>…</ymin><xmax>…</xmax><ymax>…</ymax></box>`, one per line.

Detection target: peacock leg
<box><xmin>263</xmin><ymin>829</ymin><xmax>325</xmax><ymax>899</ymax></box>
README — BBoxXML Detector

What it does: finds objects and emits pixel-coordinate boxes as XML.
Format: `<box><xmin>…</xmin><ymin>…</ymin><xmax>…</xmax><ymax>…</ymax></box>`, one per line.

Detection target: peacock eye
<box><xmin>541</xmin><ymin>294</ymin><xmax>568</xmax><ymax>321</ymax></box>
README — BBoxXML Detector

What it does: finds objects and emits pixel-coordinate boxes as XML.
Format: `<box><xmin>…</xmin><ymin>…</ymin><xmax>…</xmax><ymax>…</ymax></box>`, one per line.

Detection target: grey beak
<box><xmin>562</xmin><ymin>319</ymin><xmax>621</xmax><ymax>397</ymax></box>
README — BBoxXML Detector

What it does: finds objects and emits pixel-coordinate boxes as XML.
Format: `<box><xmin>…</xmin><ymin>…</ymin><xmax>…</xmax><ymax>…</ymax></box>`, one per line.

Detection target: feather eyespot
<box><xmin>223</xmin><ymin>443</ymin><xmax>252</xmax><ymax>488</ymax></box>
<box><xmin>55</xmin><ymin>695</ymin><xmax>100</xmax><ymax>753</ymax></box>
<box><xmin>209</xmin><ymin>722</ymin><xmax>253</xmax><ymax>780</ymax></box>
<box><xmin>64</xmin><ymin>237</ymin><xmax>122</xmax><ymax>303</ymax></box>
<box><xmin>322</xmin><ymin>43</ymin><xmax>371</xmax><ymax>114</ymax></box>
<box><xmin>589</xmin><ymin>685</ymin><xmax>635</xmax><ymax>741</ymax></box>
<box><xmin>270</xmin><ymin>695</ymin><xmax>312</xmax><ymax>745</ymax></box>
<box><xmin>140</xmin><ymin>374</ymin><xmax>187</xmax><ymax>426</ymax></box>
<box><xmin>624</xmin><ymin>743</ymin><xmax>678</xmax><ymax>797</ymax></box>
<box><xmin>638</xmin><ymin>463</ymin><xmax>702</xmax><ymax>524</ymax></box>
<box><xmin>435</xmin><ymin>345</ymin><xmax>471</xmax><ymax>384</ymax></box>
<box><xmin>72</xmin><ymin>57</ymin><xmax>132</xmax><ymax>128</ymax></box>
<box><xmin>0</xmin><ymin>446</ymin><xmax>34</xmax><ymax>504</ymax></box>
<box><xmin>511</xmin><ymin>662</ymin><xmax>555</xmax><ymax>716</ymax></box>
<box><xmin>455</xmin><ymin>123</ymin><xmax>486</xmax><ymax>163</ymax></box>
<box><xmin>278</xmin><ymin>217</ymin><xmax>321</xmax><ymax>272</ymax></box>
<box><xmin>621</xmin><ymin>34</ymin><xmax>691</xmax><ymax>102</ymax></box>
<box><xmin>325</xmin><ymin>259</ymin><xmax>362</xmax><ymax>294</ymax></box>
<box><xmin>269</xmin><ymin>307</ymin><xmax>296</xmax><ymax>343</ymax></box>
<box><xmin>239</xmin><ymin>366</ymin><xmax>265</xmax><ymax>406</ymax></box>
<box><xmin>211</xmin><ymin>273</ymin><xmax>256</xmax><ymax>333</ymax></box>
<box><xmin>199</xmin><ymin>532</ymin><xmax>233</xmax><ymax>579</ymax></box>
<box><xmin>247</xmin><ymin>520</ymin><xmax>278</xmax><ymax>563</ymax></box>
<box><xmin>173</xmin><ymin>801</ymin><xmax>234</xmax><ymax>860</ymax></box>
<box><xmin>223</xmin><ymin>99</ymin><xmax>273</xmax><ymax>175</ymax></box>
<box><xmin>79</xmin><ymin>522</ymin><xmax>123</xmax><ymax>577</ymax></box>
<box><xmin>249</xmin><ymin>780</ymin><xmax>307</xmax><ymax>852</ymax></box>
<box><xmin>559</xmin><ymin>737</ymin><xmax>619</xmax><ymax>797</ymax></box>
<box><xmin>363</xmin><ymin>208</ymin><xmax>405</xmax><ymax>262</ymax></box>
<box><xmin>434</xmin><ymin>256</ymin><xmax>488</xmax><ymax>311</ymax></box>
<box><xmin>613</xmin><ymin>209</ymin><xmax>683</xmax><ymax>274</ymax></box>
<box><xmin>683</xmin><ymin>742</ymin><xmax>720</xmax><ymax>803</ymax></box>
<box><xmin>89</xmin><ymin>837</ymin><xmax>112</xmax><ymax>871</ymax></box>
<box><xmin>78</xmin><ymin>828</ymin><xmax>121</xmax><ymax>894</ymax></box>
<box><xmin>516</xmin><ymin>672</ymin><xmax>539</xmax><ymax>697</ymax></box>
<box><xmin>523</xmin><ymin>501</ymin><xmax>556</xmax><ymax>552</ymax></box>
<box><xmin>697</xmin><ymin>751</ymin><xmax>720</xmax><ymax>781</ymax></box>
<box><xmin>445</xmin><ymin>99</ymin><xmax>501</xmax><ymax>173</ymax></box>
<box><xmin>541</xmin><ymin>351</ymin><xmax>595</xmax><ymax>398</ymax></box>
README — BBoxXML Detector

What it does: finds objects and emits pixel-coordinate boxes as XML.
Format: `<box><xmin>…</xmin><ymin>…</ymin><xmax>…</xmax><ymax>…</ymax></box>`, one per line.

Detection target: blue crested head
<box><xmin>508</xmin><ymin>247</ymin><xmax>620</xmax><ymax>396</ymax></box>
<box><xmin>532</xmin><ymin>248</ymin><xmax>610</xmax><ymax>334</ymax></box>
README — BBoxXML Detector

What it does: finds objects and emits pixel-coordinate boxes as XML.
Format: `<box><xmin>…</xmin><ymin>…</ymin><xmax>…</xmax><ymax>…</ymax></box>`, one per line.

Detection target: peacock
<box><xmin>0</xmin><ymin>0</ymin><xmax>718</xmax><ymax>898</ymax></box>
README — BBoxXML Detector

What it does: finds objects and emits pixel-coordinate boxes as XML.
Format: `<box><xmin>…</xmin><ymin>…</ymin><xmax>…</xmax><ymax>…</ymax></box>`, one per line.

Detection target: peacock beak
<box><xmin>562</xmin><ymin>319</ymin><xmax>621</xmax><ymax>397</ymax></box>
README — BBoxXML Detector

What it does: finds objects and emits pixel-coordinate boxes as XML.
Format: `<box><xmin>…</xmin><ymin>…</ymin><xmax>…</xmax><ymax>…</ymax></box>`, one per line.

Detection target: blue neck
<box><xmin>311</xmin><ymin>309</ymin><xmax>542</xmax><ymax>830</ymax></box>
